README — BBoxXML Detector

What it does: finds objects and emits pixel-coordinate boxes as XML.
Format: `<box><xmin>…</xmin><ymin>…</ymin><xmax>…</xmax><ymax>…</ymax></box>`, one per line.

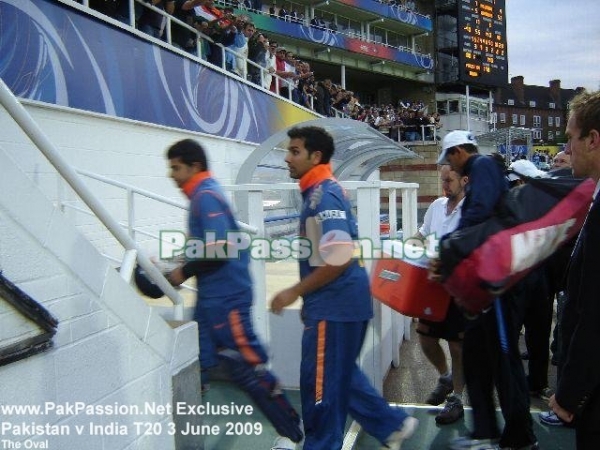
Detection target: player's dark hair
<box><xmin>166</xmin><ymin>139</ymin><xmax>209</xmax><ymax>171</ymax></box>
<box><xmin>287</xmin><ymin>126</ymin><xmax>334</xmax><ymax>163</ymax></box>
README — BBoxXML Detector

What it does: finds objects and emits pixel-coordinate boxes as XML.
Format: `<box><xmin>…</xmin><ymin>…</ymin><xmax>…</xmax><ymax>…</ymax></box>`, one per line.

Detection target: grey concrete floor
<box><xmin>382</xmin><ymin>318</ymin><xmax>559</xmax><ymax>413</ymax></box>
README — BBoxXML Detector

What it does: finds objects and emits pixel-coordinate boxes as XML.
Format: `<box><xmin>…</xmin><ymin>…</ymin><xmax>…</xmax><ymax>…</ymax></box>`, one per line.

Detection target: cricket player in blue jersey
<box><xmin>270</xmin><ymin>126</ymin><xmax>417</xmax><ymax>450</ymax></box>
<box><xmin>165</xmin><ymin>139</ymin><xmax>302</xmax><ymax>450</ymax></box>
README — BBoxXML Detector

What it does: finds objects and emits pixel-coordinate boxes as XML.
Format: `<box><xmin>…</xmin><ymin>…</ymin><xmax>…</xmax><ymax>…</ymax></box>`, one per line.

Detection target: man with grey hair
<box><xmin>551</xmin><ymin>150</ymin><xmax>571</xmax><ymax>170</ymax></box>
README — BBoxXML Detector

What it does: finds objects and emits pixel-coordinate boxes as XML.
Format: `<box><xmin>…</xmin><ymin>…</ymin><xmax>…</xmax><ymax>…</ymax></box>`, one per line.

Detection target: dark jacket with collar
<box><xmin>557</xmin><ymin>192</ymin><xmax>600</xmax><ymax>420</ymax></box>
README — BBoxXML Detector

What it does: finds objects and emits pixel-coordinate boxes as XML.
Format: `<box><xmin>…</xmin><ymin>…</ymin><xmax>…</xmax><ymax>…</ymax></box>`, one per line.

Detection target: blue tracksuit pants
<box><xmin>300</xmin><ymin>319</ymin><xmax>410</xmax><ymax>450</ymax></box>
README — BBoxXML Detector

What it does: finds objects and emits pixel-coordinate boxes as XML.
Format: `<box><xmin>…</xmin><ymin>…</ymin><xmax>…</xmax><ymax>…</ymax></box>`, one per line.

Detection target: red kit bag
<box><xmin>439</xmin><ymin>176</ymin><xmax>595</xmax><ymax>314</ymax></box>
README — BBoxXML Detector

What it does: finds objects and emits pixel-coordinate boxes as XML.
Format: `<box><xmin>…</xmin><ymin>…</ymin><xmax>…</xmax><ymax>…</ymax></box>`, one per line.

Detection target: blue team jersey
<box><xmin>187</xmin><ymin>176</ymin><xmax>252</xmax><ymax>304</ymax></box>
<box><xmin>299</xmin><ymin>170</ymin><xmax>373</xmax><ymax>322</ymax></box>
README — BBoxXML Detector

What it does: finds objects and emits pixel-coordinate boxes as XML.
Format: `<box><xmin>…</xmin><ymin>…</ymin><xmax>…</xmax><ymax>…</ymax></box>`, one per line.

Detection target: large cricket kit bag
<box><xmin>438</xmin><ymin>176</ymin><xmax>595</xmax><ymax>314</ymax></box>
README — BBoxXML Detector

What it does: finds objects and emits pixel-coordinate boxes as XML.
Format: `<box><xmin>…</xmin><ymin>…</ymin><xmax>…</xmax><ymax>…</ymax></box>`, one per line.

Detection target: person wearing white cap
<box><xmin>437</xmin><ymin>130</ymin><xmax>507</xmax><ymax>229</ymax></box>
<box><xmin>435</xmin><ymin>131</ymin><xmax>539</xmax><ymax>450</ymax></box>
<box><xmin>507</xmin><ymin>159</ymin><xmax>549</xmax><ymax>185</ymax></box>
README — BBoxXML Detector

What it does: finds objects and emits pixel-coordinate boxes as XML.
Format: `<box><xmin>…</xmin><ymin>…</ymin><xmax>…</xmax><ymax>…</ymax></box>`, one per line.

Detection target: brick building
<box><xmin>494</xmin><ymin>76</ymin><xmax>584</xmax><ymax>144</ymax></box>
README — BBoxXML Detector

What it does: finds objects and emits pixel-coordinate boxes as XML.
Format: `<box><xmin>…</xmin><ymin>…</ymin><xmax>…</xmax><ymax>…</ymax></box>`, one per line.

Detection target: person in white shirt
<box><xmin>413</xmin><ymin>164</ymin><xmax>468</xmax><ymax>425</ymax></box>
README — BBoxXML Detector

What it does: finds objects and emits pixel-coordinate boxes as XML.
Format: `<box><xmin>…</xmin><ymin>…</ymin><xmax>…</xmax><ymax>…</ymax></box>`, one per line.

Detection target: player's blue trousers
<box><xmin>194</xmin><ymin>291</ymin><xmax>268</xmax><ymax>378</ymax></box>
<box><xmin>300</xmin><ymin>319</ymin><xmax>410</xmax><ymax>450</ymax></box>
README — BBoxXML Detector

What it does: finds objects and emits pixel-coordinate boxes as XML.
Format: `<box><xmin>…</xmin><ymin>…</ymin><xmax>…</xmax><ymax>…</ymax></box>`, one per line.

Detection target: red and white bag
<box><xmin>439</xmin><ymin>176</ymin><xmax>595</xmax><ymax>314</ymax></box>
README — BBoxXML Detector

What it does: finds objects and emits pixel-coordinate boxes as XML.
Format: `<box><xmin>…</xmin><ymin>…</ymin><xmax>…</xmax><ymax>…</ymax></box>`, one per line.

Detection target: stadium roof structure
<box><xmin>236</xmin><ymin>118</ymin><xmax>419</xmax><ymax>185</ymax></box>
<box><xmin>476</xmin><ymin>127</ymin><xmax>533</xmax><ymax>163</ymax></box>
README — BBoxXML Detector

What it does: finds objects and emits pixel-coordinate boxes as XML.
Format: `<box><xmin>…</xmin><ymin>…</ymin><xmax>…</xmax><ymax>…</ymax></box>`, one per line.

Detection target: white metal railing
<box><xmin>0</xmin><ymin>78</ymin><xmax>189</xmax><ymax>319</ymax></box>
<box><xmin>57</xmin><ymin>169</ymin><xmax>260</xmax><ymax>298</ymax></box>
<box><xmin>391</xmin><ymin>123</ymin><xmax>439</xmax><ymax>144</ymax></box>
<box><xmin>331</xmin><ymin>107</ymin><xmax>351</xmax><ymax>119</ymax></box>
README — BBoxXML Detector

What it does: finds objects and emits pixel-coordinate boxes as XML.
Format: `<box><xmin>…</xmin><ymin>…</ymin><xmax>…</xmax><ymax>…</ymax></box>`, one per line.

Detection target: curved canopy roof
<box><xmin>235</xmin><ymin>118</ymin><xmax>419</xmax><ymax>185</ymax></box>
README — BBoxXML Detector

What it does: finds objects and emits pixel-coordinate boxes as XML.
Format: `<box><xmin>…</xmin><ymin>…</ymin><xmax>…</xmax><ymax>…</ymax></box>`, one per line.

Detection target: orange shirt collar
<box><xmin>299</xmin><ymin>164</ymin><xmax>334</xmax><ymax>192</ymax></box>
<box><xmin>182</xmin><ymin>171</ymin><xmax>212</xmax><ymax>198</ymax></box>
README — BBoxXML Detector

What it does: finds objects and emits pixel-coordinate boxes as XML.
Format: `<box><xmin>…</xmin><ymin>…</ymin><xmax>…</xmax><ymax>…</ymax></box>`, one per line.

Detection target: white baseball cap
<box><xmin>437</xmin><ymin>130</ymin><xmax>478</xmax><ymax>164</ymax></box>
<box><xmin>507</xmin><ymin>159</ymin><xmax>548</xmax><ymax>181</ymax></box>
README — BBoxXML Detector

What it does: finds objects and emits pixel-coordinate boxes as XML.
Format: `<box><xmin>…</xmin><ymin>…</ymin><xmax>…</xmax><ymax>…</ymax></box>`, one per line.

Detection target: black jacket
<box><xmin>557</xmin><ymin>192</ymin><xmax>600</xmax><ymax>419</ymax></box>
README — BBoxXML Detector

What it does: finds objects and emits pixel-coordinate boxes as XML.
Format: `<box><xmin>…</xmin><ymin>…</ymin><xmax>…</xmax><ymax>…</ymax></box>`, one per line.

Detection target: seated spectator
<box><xmin>354</xmin><ymin>106</ymin><xmax>367</xmax><ymax>122</ymax></box>
<box><xmin>268</xmin><ymin>3</ymin><xmax>276</xmax><ymax>16</ymax></box>
<box><xmin>278</xmin><ymin>5</ymin><xmax>289</xmax><ymax>21</ymax></box>
<box><xmin>290</xmin><ymin>9</ymin><xmax>300</xmax><ymax>23</ymax></box>
<box><xmin>310</xmin><ymin>15</ymin><xmax>326</xmax><ymax>29</ymax></box>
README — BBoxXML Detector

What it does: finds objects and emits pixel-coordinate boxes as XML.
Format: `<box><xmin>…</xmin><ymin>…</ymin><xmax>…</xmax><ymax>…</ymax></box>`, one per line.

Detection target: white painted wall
<box><xmin>0</xmin><ymin>145</ymin><xmax>199</xmax><ymax>450</ymax></box>
<box><xmin>0</xmin><ymin>100</ymin><xmax>257</xmax><ymax>263</ymax></box>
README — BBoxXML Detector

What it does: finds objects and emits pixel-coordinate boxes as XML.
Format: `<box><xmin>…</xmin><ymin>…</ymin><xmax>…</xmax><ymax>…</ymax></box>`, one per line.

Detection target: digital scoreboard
<box><xmin>458</xmin><ymin>0</ymin><xmax>508</xmax><ymax>87</ymax></box>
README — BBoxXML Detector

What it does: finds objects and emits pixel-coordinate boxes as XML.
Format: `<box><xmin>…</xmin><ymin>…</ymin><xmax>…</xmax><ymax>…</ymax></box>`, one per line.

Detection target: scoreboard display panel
<box><xmin>458</xmin><ymin>0</ymin><xmax>508</xmax><ymax>87</ymax></box>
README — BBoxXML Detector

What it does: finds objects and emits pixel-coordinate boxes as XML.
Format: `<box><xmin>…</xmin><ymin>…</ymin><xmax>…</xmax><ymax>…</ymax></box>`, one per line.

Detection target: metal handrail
<box><xmin>0</xmin><ymin>77</ymin><xmax>186</xmax><ymax>320</ymax></box>
<box><xmin>73</xmin><ymin>169</ymin><xmax>258</xmax><ymax>235</ymax></box>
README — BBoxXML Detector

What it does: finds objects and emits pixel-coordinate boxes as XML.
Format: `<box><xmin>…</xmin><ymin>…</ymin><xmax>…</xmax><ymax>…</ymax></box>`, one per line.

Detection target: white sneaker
<box><xmin>271</xmin><ymin>435</ymin><xmax>296</xmax><ymax>450</ymax></box>
<box><xmin>448</xmin><ymin>435</ymin><xmax>500</xmax><ymax>450</ymax></box>
<box><xmin>381</xmin><ymin>416</ymin><xmax>418</xmax><ymax>450</ymax></box>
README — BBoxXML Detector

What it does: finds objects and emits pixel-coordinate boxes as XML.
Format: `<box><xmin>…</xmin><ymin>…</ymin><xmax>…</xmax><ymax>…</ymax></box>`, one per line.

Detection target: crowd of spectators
<box><xmin>82</xmin><ymin>0</ymin><xmax>440</xmax><ymax>141</ymax></box>
<box><xmin>345</xmin><ymin>99</ymin><xmax>442</xmax><ymax>142</ymax></box>
<box><xmin>86</xmin><ymin>0</ymin><xmax>426</xmax><ymax>51</ymax></box>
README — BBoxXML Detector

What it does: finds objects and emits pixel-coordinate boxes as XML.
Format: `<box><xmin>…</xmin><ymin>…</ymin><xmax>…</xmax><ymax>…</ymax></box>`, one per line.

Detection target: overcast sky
<box><xmin>506</xmin><ymin>0</ymin><xmax>600</xmax><ymax>91</ymax></box>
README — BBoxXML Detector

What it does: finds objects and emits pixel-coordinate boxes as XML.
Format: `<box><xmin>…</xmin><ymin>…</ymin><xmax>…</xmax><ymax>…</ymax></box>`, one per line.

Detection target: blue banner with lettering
<box><xmin>0</xmin><ymin>0</ymin><xmax>317</xmax><ymax>143</ymax></box>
